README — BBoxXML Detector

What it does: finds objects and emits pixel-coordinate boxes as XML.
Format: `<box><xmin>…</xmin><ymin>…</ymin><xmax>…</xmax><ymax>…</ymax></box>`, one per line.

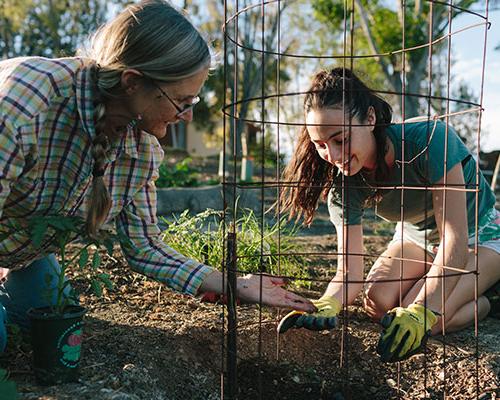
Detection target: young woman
<box><xmin>0</xmin><ymin>0</ymin><xmax>314</xmax><ymax>353</ymax></box>
<box><xmin>277</xmin><ymin>67</ymin><xmax>500</xmax><ymax>362</ymax></box>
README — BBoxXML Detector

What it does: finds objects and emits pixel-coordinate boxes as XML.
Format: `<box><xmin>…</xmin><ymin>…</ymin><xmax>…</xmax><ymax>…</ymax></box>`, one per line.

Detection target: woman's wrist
<box><xmin>198</xmin><ymin>270</ymin><xmax>224</xmax><ymax>294</ymax></box>
<box><xmin>198</xmin><ymin>270</ymin><xmax>245</xmax><ymax>297</ymax></box>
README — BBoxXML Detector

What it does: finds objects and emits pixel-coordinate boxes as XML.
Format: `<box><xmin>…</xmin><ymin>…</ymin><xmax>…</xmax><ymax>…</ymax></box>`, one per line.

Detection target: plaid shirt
<box><xmin>0</xmin><ymin>56</ymin><xmax>214</xmax><ymax>295</ymax></box>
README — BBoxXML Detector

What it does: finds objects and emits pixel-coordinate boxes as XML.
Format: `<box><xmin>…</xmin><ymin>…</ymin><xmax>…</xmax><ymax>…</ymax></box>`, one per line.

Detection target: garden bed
<box><xmin>1</xmin><ymin>232</ymin><xmax>499</xmax><ymax>400</ymax></box>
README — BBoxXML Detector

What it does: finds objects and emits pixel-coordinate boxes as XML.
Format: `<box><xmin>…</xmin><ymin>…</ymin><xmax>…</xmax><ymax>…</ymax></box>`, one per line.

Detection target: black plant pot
<box><xmin>27</xmin><ymin>305</ymin><xmax>86</xmax><ymax>385</ymax></box>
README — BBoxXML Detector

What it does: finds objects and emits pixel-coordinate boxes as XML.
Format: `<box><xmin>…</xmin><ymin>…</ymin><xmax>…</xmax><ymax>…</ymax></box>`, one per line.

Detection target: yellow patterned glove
<box><xmin>277</xmin><ymin>296</ymin><xmax>341</xmax><ymax>334</ymax></box>
<box><xmin>377</xmin><ymin>303</ymin><xmax>438</xmax><ymax>363</ymax></box>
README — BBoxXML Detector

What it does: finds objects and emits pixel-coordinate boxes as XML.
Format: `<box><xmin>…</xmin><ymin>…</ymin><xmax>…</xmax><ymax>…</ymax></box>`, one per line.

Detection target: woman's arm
<box><xmin>117</xmin><ymin>179</ymin><xmax>315</xmax><ymax>312</ymax></box>
<box><xmin>323</xmin><ymin>224</ymin><xmax>365</xmax><ymax>306</ymax></box>
<box><xmin>413</xmin><ymin>163</ymin><xmax>468</xmax><ymax>313</ymax></box>
<box><xmin>199</xmin><ymin>270</ymin><xmax>316</xmax><ymax>312</ymax></box>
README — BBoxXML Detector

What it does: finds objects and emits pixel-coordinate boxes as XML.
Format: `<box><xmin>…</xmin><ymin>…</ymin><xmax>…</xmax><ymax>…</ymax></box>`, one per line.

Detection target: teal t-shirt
<box><xmin>328</xmin><ymin>120</ymin><xmax>496</xmax><ymax>245</ymax></box>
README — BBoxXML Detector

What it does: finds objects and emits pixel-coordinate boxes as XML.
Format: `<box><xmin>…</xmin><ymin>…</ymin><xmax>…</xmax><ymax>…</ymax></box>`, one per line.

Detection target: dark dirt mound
<box><xmin>1</xmin><ymin>238</ymin><xmax>499</xmax><ymax>400</ymax></box>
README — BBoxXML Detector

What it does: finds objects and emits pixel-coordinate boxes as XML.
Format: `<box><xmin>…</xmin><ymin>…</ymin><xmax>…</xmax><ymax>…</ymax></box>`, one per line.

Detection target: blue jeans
<box><xmin>0</xmin><ymin>255</ymin><xmax>70</xmax><ymax>353</ymax></box>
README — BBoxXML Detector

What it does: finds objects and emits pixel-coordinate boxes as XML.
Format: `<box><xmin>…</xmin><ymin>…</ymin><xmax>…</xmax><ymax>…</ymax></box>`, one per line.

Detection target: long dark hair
<box><xmin>280</xmin><ymin>67</ymin><xmax>393</xmax><ymax>225</ymax></box>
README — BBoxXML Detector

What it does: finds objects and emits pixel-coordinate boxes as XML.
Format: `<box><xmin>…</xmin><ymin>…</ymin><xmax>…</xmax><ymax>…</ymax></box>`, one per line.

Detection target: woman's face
<box><xmin>305</xmin><ymin>107</ymin><xmax>377</xmax><ymax>176</ymax></box>
<box><xmin>129</xmin><ymin>67</ymin><xmax>209</xmax><ymax>139</ymax></box>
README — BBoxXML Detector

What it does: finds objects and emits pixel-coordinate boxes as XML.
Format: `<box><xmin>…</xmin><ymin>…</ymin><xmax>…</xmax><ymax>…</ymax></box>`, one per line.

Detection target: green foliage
<box><xmin>0</xmin><ymin>0</ymin><xmax>129</xmax><ymax>58</ymax></box>
<box><xmin>156</xmin><ymin>157</ymin><xmax>201</xmax><ymax>188</ymax></box>
<box><xmin>156</xmin><ymin>157</ymin><xmax>219</xmax><ymax>188</ymax></box>
<box><xmin>3</xmin><ymin>215</ymin><xmax>125</xmax><ymax>315</ymax></box>
<box><xmin>310</xmin><ymin>0</ymin><xmax>481</xmax><ymax>119</ymax></box>
<box><xmin>161</xmin><ymin>209</ymin><xmax>311</xmax><ymax>287</ymax></box>
<box><xmin>189</xmin><ymin>0</ymin><xmax>294</xmax><ymax>155</ymax></box>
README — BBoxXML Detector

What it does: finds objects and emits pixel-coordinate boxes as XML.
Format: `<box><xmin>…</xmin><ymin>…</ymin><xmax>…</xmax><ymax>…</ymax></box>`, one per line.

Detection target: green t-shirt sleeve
<box><xmin>327</xmin><ymin>175</ymin><xmax>368</xmax><ymax>229</ymax></box>
<box><xmin>414</xmin><ymin>120</ymin><xmax>470</xmax><ymax>184</ymax></box>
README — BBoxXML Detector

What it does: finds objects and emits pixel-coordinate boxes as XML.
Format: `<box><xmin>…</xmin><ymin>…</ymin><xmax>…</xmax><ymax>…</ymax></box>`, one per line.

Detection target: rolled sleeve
<box><xmin>115</xmin><ymin>179</ymin><xmax>215</xmax><ymax>296</ymax></box>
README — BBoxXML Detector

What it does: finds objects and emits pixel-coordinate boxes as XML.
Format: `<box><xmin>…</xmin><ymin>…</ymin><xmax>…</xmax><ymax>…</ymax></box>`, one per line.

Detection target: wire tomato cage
<box><xmin>218</xmin><ymin>1</ymin><xmax>495</xmax><ymax>399</ymax></box>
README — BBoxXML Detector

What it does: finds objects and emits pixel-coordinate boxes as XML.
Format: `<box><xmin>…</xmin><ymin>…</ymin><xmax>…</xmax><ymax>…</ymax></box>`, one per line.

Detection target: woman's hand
<box><xmin>236</xmin><ymin>274</ymin><xmax>316</xmax><ymax>312</ymax></box>
<box><xmin>377</xmin><ymin>303</ymin><xmax>438</xmax><ymax>362</ymax></box>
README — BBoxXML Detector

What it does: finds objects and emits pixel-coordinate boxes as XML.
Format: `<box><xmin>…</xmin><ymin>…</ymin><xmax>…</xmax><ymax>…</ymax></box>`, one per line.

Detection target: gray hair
<box><xmin>80</xmin><ymin>0</ymin><xmax>211</xmax><ymax>237</ymax></box>
<box><xmin>81</xmin><ymin>0</ymin><xmax>212</xmax><ymax>94</ymax></box>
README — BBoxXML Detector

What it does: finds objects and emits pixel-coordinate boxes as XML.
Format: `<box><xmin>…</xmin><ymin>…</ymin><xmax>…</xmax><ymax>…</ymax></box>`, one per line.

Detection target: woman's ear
<box><xmin>367</xmin><ymin>106</ymin><xmax>377</xmax><ymax>130</ymax></box>
<box><xmin>121</xmin><ymin>69</ymin><xmax>144</xmax><ymax>95</ymax></box>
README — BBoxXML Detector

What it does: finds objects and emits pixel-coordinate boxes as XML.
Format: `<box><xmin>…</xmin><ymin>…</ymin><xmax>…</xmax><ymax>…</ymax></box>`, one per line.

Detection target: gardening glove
<box><xmin>277</xmin><ymin>295</ymin><xmax>341</xmax><ymax>334</ymax></box>
<box><xmin>376</xmin><ymin>303</ymin><xmax>438</xmax><ymax>363</ymax></box>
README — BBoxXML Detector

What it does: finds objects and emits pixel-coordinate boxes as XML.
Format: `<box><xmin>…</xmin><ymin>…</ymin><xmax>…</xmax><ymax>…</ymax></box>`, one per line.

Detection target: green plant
<box><xmin>156</xmin><ymin>157</ymin><xmax>201</xmax><ymax>188</ymax></box>
<box><xmin>0</xmin><ymin>216</ymin><xmax>126</xmax><ymax>315</ymax></box>
<box><xmin>161</xmin><ymin>209</ymin><xmax>311</xmax><ymax>287</ymax></box>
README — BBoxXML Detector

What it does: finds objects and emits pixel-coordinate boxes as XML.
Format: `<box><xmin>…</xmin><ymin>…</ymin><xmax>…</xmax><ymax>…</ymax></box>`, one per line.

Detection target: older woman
<box><xmin>0</xmin><ymin>0</ymin><xmax>314</xmax><ymax>353</ymax></box>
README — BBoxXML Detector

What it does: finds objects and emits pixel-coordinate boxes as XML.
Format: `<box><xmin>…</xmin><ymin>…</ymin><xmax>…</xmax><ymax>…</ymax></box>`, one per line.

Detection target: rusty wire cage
<box><xmin>219</xmin><ymin>1</ymin><xmax>496</xmax><ymax>399</ymax></box>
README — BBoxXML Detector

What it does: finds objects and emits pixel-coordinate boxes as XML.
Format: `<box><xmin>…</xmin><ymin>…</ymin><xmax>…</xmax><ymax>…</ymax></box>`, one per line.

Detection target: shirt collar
<box><xmin>119</xmin><ymin>125</ymin><xmax>140</xmax><ymax>160</ymax></box>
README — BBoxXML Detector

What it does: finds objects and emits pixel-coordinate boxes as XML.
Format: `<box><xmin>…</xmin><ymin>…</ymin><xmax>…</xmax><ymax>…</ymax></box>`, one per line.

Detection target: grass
<box><xmin>161</xmin><ymin>209</ymin><xmax>311</xmax><ymax>287</ymax></box>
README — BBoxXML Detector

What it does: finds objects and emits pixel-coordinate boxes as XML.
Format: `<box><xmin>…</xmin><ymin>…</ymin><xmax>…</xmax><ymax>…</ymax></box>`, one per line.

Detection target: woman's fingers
<box><xmin>280</xmin><ymin>290</ymin><xmax>316</xmax><ymax>312</ymax></box>
<box><xmin>268</xmin><ymin>276</ymin><xmax>287</xmax><ymax>286</ymax></box>
<box><xmin>237</xmin><ymin>274</ymin><xmax>315</xmax><ymax>312</ymax></box>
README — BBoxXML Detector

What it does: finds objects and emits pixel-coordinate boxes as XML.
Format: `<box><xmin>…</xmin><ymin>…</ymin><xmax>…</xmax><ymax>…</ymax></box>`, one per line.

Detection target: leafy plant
<box><xmin>1</xmin><ymin>216</ymin><xmax>126</xmax><ymax>315</ymax></box>
<box><xmin>161</xmin><ymin>209</ymin><xmax>311</xmax><ymax>287</ymax></box>
<box><xmin>156</xmin><ymin>157</ymin><xmax>201</xmax><ymax>188</ymax></box>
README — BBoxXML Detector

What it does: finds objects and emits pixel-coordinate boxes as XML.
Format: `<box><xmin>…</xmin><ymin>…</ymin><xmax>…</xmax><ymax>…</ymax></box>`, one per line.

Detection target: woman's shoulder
<box><xmin>0</xmin><ymin>56</ymin><xmax>87</xmax><ymax>126</ymax></box>
<box><xmin>388</xmin><ymin>119</ymin><xmax>462</xmax><ymax>153</ymax></box>
<box><xmin>389</xmin><ymin>118</ymin><xmax>452</xmax><ymax>139</ymax></box>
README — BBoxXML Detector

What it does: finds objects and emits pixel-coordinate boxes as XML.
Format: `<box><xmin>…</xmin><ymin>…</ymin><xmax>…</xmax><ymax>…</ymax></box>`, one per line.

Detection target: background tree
<box><xmin>188</xmin><ymin>0</ymin><xmax>296</xmax><ymax>158</ymax></box>
<box><xmin>311</xmin><ymin>0</ymin><xmax>486</xmax><ymax>118</ymax></box>
<box><xmin>1</xmin><ymin>0</ymin><xmax>129</xmax><ymax>58</ymax></box>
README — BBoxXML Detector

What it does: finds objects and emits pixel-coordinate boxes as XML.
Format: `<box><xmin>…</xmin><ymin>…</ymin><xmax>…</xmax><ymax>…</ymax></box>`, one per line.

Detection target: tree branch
<box><xmin>353</xmin><ymin>0</ymin><xmax>402</xmax><ymax>98</ymax></box>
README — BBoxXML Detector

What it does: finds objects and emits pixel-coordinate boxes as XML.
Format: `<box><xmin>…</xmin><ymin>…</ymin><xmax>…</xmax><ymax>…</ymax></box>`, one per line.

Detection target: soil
<box><xmin>1</xmin><ymin>210</ymin><xmax>500</xmax><ymax>399</ymax></box>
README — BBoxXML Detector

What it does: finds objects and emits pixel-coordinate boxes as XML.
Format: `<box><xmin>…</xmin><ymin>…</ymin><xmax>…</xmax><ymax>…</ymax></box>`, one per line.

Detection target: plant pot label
<box><xmin>56</xmin><ymin>322</ymin><xmax>83</xmax><ymax>368</ymax></box>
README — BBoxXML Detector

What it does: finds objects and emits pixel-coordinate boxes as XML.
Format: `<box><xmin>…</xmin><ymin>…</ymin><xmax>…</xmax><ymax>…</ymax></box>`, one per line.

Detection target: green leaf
<box><xmin>98</xmin><ymin>273</ymin><xmax>113</xmax><ymax>290</ymax></box>
<box><xmin>91</xmin><ymin>252</ymin><xmax>101</xmax><ymax>270</ymax></box>
<box><xmin>103</xmin><ymin>238</ymin><xmax>114</xmax><ymax>256</ymax></box>
<box><xmin>78</xmin><ymin>248</ymin><xmax>89</xmax><ymax>269</ymax></box>
<box><xmin>30</xmin><ymin>219</ymin><xmax>48</xmax><ymax>248</ymax></box>
<box><xmin>90</xmin><ymin>279</ymin><xmax>103</xmax><ymax>297</ymax></box>
<box><xmin>0</xmin><ymin>231</ymin><xmax>11</xmax><ymax>242</ymax></box>
<box><xmin>46</xmin><ymin>217</ymin><xmax>71</xmax><ymax>232</ymax></box>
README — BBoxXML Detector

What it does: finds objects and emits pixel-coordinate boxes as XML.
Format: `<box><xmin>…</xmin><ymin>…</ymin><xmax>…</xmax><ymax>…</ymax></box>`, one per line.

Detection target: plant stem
<box><xmin>55</xmin><ymin>243</ymin><xmax>67</xmax><ymax>315</ymax></box>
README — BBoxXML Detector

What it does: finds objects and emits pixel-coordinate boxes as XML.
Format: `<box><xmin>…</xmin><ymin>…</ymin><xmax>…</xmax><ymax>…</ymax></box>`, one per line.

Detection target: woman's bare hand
<box><xmin>236</xmin><ymin>274</ymin><xmax>316</xmax><ymax>312</ymax></box>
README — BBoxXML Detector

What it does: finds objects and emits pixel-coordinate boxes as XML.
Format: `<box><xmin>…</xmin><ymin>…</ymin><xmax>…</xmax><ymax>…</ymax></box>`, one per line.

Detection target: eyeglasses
<box><xmin>151</xmin><ymin>81</ymin><xmax>200</xmax><ymax>118</ymax></box>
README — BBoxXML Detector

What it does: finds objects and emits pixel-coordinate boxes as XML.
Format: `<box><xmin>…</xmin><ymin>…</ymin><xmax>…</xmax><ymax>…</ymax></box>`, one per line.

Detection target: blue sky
<box><xmin>170</xmin><ymin>1</ymin><xmax>499</xmax><ymax>153</ymax></box>
<box><xmin>453</xmin><ymin>8</ymin><xmax>500</xmax><ymax>152</ymax></box>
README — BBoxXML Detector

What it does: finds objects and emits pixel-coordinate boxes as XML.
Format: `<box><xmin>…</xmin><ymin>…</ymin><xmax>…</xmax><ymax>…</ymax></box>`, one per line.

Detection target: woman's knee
<box><xmin>1</xmin><ymin>254</ymin><xmax>73</xmax><ymax>329</ymax></box>
<box><xmin>362</xmin><ymin>293</ymin><xmax>387</xmax><ymax>322</ymax></box>
<box><xmin>363</xmin><ymin>282</ymin><xmax>396</xmax><ymax>322</ymax></box>
<box><xmin>434</xmin><ymin>296</ymin><xmax>491</xmax><ymax>334</ymax></box>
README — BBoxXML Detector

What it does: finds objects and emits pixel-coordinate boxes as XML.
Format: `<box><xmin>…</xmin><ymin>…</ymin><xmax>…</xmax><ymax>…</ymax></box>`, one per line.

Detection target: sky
<box><xmin>169</xmin><ymin>1</ymin><xmax>500</xmax><ymax>153</ymax></box>
<box><xmin>453</xmin><ymin>7</ymin><xmax>500</xmax><ymax>152</ymax></box>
